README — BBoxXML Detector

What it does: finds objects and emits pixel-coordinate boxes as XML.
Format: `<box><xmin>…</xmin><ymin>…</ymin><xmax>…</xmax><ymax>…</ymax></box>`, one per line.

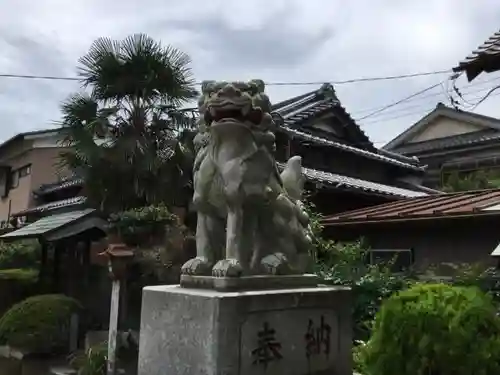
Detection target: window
<box><xmin>0</xmin><ymin>168</ymin><xmax>8</xmax><ymax>198</ymax></box>
<box><xmin>9</xmin><ymin>170</ymin><xmax>19</xmax><ymax>189</ymax></box>
<box><xmin>18</xmin><ymin>165</ymin><xmax>31</xmax><ymax>178</ymax></box>
<box><xmin>369</xmin><ymin>249</ymin><xmax>414</xmax><ymax>273</ymax></box>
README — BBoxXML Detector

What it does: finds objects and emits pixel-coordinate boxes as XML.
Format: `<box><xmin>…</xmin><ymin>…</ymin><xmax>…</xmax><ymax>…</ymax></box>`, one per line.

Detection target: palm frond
<box><xmin>60</xmin><ymin>34</ymin><xmax>199</xmax><ymax>213</ymax></box>
<box><xmin>78</xmin><ymin>37</ymin><xmax>122</xmax><ymax>101</ymax></box>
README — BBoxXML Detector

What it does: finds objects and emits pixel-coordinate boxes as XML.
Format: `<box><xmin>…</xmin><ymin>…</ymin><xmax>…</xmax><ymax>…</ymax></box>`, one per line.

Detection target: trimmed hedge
<box><xmin>360</xmin><ymin>283</ymin><xmax>500</xmax><ymax>375</ymax></box>
<box><xmin>0</xmin><ymin>294</ymin><xmax>82</xmax><ymax>354</ymax></box>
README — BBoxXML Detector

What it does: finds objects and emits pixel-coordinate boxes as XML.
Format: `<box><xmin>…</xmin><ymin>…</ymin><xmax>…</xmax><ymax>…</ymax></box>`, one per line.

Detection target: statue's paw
<box><xmin>261</xmin><ymin>252</ymin><xmax>292</xmax><ymax>275</ymax></box>
<box><xmin>181</xmin><ymin>257</ymin><xmax>213</xmax><ymax>276</ymax></box>
<box><xmin>212</xmin><ymin>259</ymin><xmax>243</xmax><ymax>278</ymax></box>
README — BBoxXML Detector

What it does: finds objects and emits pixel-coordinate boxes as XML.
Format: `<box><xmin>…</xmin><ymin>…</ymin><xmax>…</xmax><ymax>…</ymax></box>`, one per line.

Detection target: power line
<box><xmin>354</xmin><ymin>82</ymin><xmax>444</xmax><ymax>121</ymax></box>
<box><xmin>350</xmin><ymin>75</ymin><xmax>500</xmax><ymax>116</ymax></box>
<box><xmin>348</xmin><ymin>77</ymin><xmax>500</xmax><ymax>121</ymax></box>
<box><xmin>0</xmin><ymin>69</ymin><xmax>451</xmax><ymax>86</ymax></box>
<box><xmin>360</xmin><ymin>89</ymin><xmax>500</xmax><ymax>126</ymax></box>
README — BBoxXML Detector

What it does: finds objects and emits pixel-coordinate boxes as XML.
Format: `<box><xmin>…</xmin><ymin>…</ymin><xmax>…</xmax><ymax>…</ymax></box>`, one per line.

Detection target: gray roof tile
<box><xmin>281</xmin><ymin>127</ymin><xmax>426</xmax><ymax>171</ymax></box>
<box><xmin>392</xmin><ymin>129</ymin><xmax>500</xmax><ymax>155</ymax></box>
<box><xmin>15</xmin><ymin>196</ymin><xmax>87</xmax><ymax>216</ymax></box>
<box><xmin>1</xmin><ymin>209</ymin><xmax>95</xmax><ymax>238</ymax></box>
<box><xmin>277</xmin><ymin>163</ymin><xmax>427</xmax><ymax>198</ymax></box>
<box><xmin>453</xmin><ymin>30</ymin><xmax>500</xmax><ymax>81</ymax></box>
<box><xmin>35</xmin><ymin>176</ymin><xmax>84</xmax><ymax>195</ymax></box>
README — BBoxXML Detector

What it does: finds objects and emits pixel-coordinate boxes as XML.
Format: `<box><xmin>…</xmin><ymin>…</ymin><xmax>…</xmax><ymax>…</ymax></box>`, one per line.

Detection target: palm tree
<box><xmin>59</xmin><ymin>34</ymin><xmax>199</xmax><ymax>214</ymax></box>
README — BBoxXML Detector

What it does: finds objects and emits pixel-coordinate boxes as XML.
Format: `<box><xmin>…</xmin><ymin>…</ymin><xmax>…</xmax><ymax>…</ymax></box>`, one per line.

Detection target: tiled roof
<box><xmin>281</xmin><ymin>127</ymin><xmax>425</xmax><ymax>171</ymax></box>
<box><xmin>277</xmin><ymin>163</ymin><xmax>427</xmax><ymax>199</ymax></box>
<box><xmin>272</xmin><ymin>83</ymin><xmax>374</xmax><ymax>149</ymax></box>
<box><xmin>323</xmin><ymin>189</ymin><xmax>500</xmax><ymax>225</ymax></box>
<box><xmin>384</xmin><ymin>103</ymin><xmax>500</xmax><ymax>152</ymax></box>
<box><xmin>377</xmin><ymin>148</ymin><xmax>420</xmax><ymax>165</ymax></box>
<box><xmin>453</xmin><ymin>30</ymin><xmax>500</xmax><ymax>81</ymax></box>
<box><xmin>35</xmin><ymin>176</ymin><xmax>84</xmax><ymax>195</ymax></box>
<box><xmin>14</xmin><ymin>196</ymin><xmax>87</xmax><ymax>217</ymax></box>
<box><xmin>1</xmin><ymin>209</ymin><xmax>96</xmax><ymax>239</ymax></box>
<box><xmin>391</xmin><ymin>128</ymin><xmax>500</xmax><ymax>155</ymax></box>
<box><xmin>271</xmin><ymin>85</ymin><xmax>425</xmax><ymax>171</ymax></box>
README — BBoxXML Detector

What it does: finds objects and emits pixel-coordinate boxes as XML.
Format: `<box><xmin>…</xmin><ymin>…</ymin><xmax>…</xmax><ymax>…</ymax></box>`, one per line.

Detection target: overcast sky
<box><xmin>2</xmin><ymin>0</ymin><xmax>500</xmax><ymax>147</ymax></box>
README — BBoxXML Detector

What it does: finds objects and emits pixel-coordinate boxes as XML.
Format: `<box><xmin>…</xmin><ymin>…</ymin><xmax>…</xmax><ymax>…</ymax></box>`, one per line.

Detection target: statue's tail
<box><xmin>280</xmin><ymin>156</ymin><xmax>305</xmax><ymax>201</ymax></box>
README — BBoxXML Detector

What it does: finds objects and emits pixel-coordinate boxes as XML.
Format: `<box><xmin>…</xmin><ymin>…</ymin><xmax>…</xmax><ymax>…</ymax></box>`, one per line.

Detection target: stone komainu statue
<box><xmin>181</xmin><ymin>80</ymin><xmax>313</xmax><ymax>278</ymax></box>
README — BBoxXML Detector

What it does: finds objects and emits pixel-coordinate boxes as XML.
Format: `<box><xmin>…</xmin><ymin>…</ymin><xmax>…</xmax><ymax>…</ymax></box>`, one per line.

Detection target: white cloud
<box><xmin>0</xmin><ymin>0</ymin><xmax>499</xmax><ymax>147</ymax></box>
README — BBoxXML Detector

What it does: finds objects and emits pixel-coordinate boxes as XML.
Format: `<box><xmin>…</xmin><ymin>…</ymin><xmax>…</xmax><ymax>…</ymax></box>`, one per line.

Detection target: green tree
<box><xmin>59</xmin><ymin>34</ymin><xmax>199</xmax><ymax>214</ymax></box>
<box><xmin>442</xmin><ymin>169</ymin><xmax>500</xmax><ymax>192</ymax></box>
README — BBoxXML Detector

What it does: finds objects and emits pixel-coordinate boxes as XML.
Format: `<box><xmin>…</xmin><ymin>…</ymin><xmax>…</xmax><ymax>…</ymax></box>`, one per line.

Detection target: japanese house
<box><xmin>321</xmin><ymin>189</ymin><xmax>500</xmax><ymax>272</ymax></box>
<box><xmin>382</xmin><ymin>103</ymin><xmax>500</xmax><ymax>188</ymax></box>
<box><xmin>0</xmin><ymin>128</ymin><xmax>82</xmax><ymax>226</ymax></box>
<box><xmin>268</xmin><ymin>83</ymin><xmax>436</xmax><ymax>213</ymax></box>
<box><xmin>453</xmin><ymin>29</ymin><xmax>500</xmax><ymax>82</ymax></box>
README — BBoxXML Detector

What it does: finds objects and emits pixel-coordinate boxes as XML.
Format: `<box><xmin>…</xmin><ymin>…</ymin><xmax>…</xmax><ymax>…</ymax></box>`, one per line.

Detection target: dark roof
<box><xmin>34</xmin><ymin>176</ymin><xmax>84</xmax><ymax>196</ymax></box>
<box><xmin>383</xmin><ymin>103</ymin><xmax>500</xmax><ymax>152</ymax></box>
<box><xmin>13</xmin><ymin>196</ymin><xmax>87</xmax><ymax>217</ymax></box>
<box><xmin>271</xmin><ymin>83</ymin><xmax>374</xmax><ymax>149</ymax></box>
<box><xmin>276</xmin><ymin>163</ymin><xmax>427</xmax><ymax>198</ymax></box>
<box><xmin>377</xmin><ymin>148</ymin><xmax>420</xmax><ymax>164</ymax></box>
<box><xmin>0</xmin><ymin>209</ymin><xmax>105</xmax><ymax>241</ymax></box>
<box><xmin>271</xmin><ymin>84</ymin><xmax>425</xmax><ymax>171</ymax></box>
<box><xmin>281</xmin><ymin>127</ymin><xmax>425</xmax><ymax>171</ymax></box>
<box><xmin>453</xmin><ymin>30</ymin><xmax>500</xmax><ymax>81</ymax></box>
<box><xmin>390</xmin><ymin>128</ymin><xmax>500</xmax><ymax>155</ymax></box>
<box><xmin>322</xmin><ymin>188</ymin><xmax>500</xmax><ymax>226</ymax></box>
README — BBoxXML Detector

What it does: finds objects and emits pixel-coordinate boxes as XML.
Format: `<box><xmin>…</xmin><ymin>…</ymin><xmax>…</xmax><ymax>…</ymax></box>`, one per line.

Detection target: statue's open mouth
<box><xmin>213</xmin><ymin>109</ymin><xmax>246</xmax><ymax>122</ymax></box>
<box><xmin>205</xmin><ymin>105</ymin><xmax>263</xmax><ymax>126</ymax></box>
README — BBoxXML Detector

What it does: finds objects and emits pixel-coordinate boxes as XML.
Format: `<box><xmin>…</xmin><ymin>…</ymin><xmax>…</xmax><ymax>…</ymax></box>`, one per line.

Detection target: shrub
<box><xmin>0</xmin><ymin>269</ymin><xmax>39</xmax><ymax>317</ymax></box>
<box><xmin>306</xmin><ymin>202</ymin><xmax>414</xmax><ymax>341</ymax></box>
<box><xmin>0</xmin><ymin>240</ymin><xmax>40</xmax><ymax>269</ymax></box>
<box><xmin>314</xmin><ymin>237</ymin><xmax>412</xmax><ymax>341</ymax></box>
<box><xmin>360</xmin><ymin>283</ymin><xmax>500</xmax><ymax>375</ymax></box>
<box><xmin>0</xmin><ymin>294</ymin><xmax>82</xmax><ymax>354</ymax></box>
<box><xmin>108</xmin><ymin>203</ymin><xmax>177</xmax><ymax>245</ymax></box>
<box><xmin>0</xmin><ymin>268</ymin><xmax>38</xmax><ymax>283</ymax></box>
<box><xmin>69</xmin><ymin>343</ymin><xmax>107</xmax><ymax>375</ymax></box>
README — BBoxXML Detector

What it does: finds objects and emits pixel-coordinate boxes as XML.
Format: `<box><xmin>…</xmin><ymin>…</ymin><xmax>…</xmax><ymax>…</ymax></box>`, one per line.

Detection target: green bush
<box><xmin>314</xmin><ymin>238</ymin><xmax>412</xmax><ymax>341</ymax></box>
<box><xmin>0</xmin><ymin>268</ymin><xmax>38</xmax><ymax>283</ymax></box>
<box><xmin>0</xmin><ymin>294</ymin><xmax>82</xmax><ymax>354</ymax></box>
<box><xmin>0</xmin><ymin>240</ymin><xmax>40</xmax><ymax>269</ymax></box>
<box><xmin>360</xmin><ymin>283</ymin><xmax>500</xmax><ymax>375</ymax></box>
<box><xmin>69</xmin><ymin>343</ymin><xmax>107</xmax><ymax>375</ymax></box>
<box><xmin>306</xmin><ymin>202</ymin><xmax>414</xmax><ymax>341</ymax></box>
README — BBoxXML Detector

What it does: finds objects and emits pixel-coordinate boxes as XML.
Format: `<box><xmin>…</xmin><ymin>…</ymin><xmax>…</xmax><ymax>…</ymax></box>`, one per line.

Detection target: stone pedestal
<box><xmin>138</xmin><ymin>284</ymin><xmax>352</xmax><ymax>375</ymax></box>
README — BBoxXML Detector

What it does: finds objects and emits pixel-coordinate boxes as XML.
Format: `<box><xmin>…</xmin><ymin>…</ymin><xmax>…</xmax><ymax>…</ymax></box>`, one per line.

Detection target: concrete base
<box><xmin>138</xmin><ymin>285</ymin><xmax>352</xmax><ymax>375</ymax></box>
<box><xmin>180</xmin><ymin>274</ymin><xmax>321</xmax><ymax>292</ymax></box>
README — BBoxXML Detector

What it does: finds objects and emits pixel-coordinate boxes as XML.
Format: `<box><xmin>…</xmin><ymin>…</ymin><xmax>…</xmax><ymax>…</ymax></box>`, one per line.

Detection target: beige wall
<box><xmin>409</xmin><ymin>117</ymin><xmax>485</xmax><ymax>143</ymax></box>
<box><xmin>0</xmin><ymin>145</ymin><xmax>71</xmax><ymax>223</ymax></box>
